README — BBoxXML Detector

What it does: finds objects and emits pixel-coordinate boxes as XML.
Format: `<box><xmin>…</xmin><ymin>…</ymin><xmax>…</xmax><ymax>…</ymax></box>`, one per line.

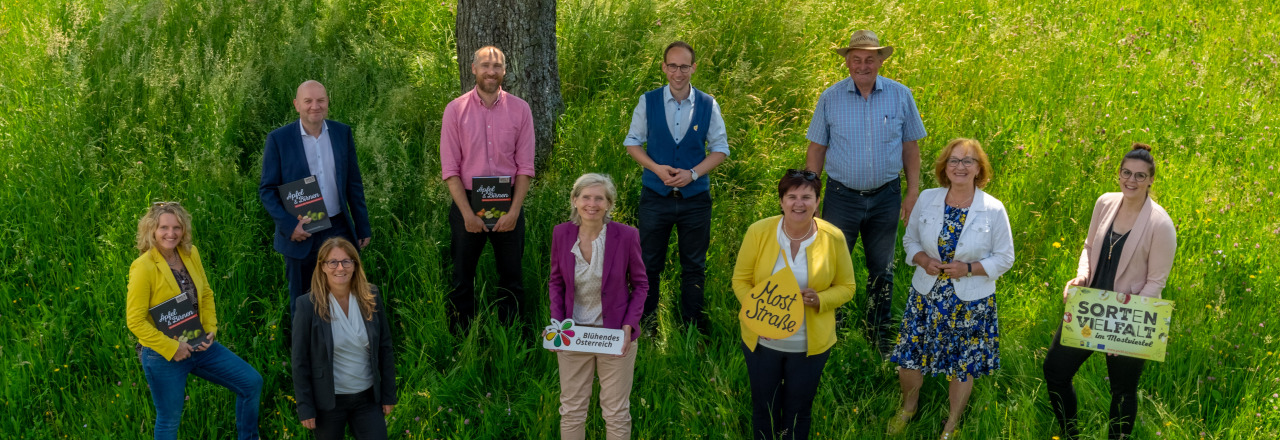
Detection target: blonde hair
<box><xmin>136</xmin><ymin>202</ymin><xmax>193</xmax><ymax>254</ymax></box>
<box><xmin>568</xmin><ymin>173</ymin><xmax>617</xmax><ymax>225</ymax></box>
<box><xmin>933</xmin><ymin>138</ymin><xmax>993</xmax><ymax>188</ymax></box>
<box><xmin>309</xmin><ymin>237</ymin><xmax>377</xmax><ymax>322</ymax></box>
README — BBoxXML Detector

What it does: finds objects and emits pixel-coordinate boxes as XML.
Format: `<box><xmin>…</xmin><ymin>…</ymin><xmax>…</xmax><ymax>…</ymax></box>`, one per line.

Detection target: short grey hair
<box><xmin>568</xmin><ymin>173</ymin><xmax>617</xmax><ymax>225</ymax></box>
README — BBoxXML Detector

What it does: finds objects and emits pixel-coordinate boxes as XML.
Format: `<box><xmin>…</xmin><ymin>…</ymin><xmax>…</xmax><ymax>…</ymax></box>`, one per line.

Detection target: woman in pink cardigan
<box><xmin>547</xmin><ymin>173</ymin><xmax>647</xmax><ymax>440</ymax></box>
<box><xmin>1043</xmin><ymin>143</ymin><xmax>1177</xmax><ymax>439</ymax></box>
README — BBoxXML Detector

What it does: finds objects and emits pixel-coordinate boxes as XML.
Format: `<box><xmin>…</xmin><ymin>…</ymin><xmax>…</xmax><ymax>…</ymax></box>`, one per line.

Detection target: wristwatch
<box><xmin>689</xmin><ymin>169</ymin><xmax>700</xmax><ymax>181</ymax></box>
<box><xmin>966</xmin><ymin>263</ymin><xmax>973</xmax><ymax>277</ymax></box>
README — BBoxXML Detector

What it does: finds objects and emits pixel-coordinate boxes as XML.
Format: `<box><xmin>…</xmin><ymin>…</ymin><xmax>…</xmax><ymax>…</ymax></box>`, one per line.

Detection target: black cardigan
<box><xmin>291</xmin><ymin>286</ymin><xmax>397</xmax><ymax>420</ymax></box>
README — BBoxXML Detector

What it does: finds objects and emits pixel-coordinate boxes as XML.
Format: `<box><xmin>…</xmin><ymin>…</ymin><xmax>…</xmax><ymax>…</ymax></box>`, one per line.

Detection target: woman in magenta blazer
<box><xmin>547</xmin><ymin>173</ymin><xmax>647</xmax><ymax>440</ymax></box>
<box><xmin>1043</xmin><ymin>143</ymin><xmax>1177</xmax><ymax>439</ymax></box>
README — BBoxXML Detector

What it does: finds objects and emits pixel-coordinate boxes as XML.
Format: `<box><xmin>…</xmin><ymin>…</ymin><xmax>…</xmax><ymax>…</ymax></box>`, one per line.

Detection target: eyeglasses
<box><xmin>664</xmin><ymin>63</ymin><xmax>693</xmax><ymax>73</ymax></box>
<box><xmin>323</xmin><ymin>259</ymin><xmax>355</xmax><ymax>269</ymax></box>
<box><xmin>786</xmin><ymin>169</ymin><xmax>818</xmax><ymax>181</ymax></box>
<box><xmin>1119</xmin><ymin>168</ymin><xmax>1150</xmax><ymax>183</ymax></box>
<box><xmin>151</xmin><ymin>201</ymin><xmax>181</xmax><ymax>207</ymax></box>
<box><xmin>947</xmin><ymin>158</ymin><xmax>978</xmax><ymax>168</ymax></box>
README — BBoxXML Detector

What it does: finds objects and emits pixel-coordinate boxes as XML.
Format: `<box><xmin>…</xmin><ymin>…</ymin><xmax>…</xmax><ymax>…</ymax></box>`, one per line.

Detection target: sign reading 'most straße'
<box><xmin>1060</xmin><ymin>286</ymin><xmax>1175</xmax><ymax>362</ymax></box>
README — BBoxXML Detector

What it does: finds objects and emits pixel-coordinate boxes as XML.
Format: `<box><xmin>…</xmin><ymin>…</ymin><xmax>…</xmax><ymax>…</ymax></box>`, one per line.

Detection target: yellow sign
<box><xmin>739</xmin><ymin>267</ymin><xmax>804</xmax><ymax>339</ymax></box>
<box><xmin>1060</xmin><ymin>286</ymin><xmax>1175</xmax><ymax>362</ymax></box>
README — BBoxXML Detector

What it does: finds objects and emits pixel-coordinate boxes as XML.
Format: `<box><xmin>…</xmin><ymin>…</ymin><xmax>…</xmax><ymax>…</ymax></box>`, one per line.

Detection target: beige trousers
<box><xmin>556</xmin><ymin>346</ymin><xmax>637</xmax><ymax>440</ymax></box>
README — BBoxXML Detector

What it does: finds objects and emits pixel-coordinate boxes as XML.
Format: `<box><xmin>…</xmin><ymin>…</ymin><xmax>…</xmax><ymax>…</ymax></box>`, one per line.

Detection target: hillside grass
<box><xmin>1</xmin><ymin>0</ymin><xmax>1276</xmax><ymax>438</ymax></box>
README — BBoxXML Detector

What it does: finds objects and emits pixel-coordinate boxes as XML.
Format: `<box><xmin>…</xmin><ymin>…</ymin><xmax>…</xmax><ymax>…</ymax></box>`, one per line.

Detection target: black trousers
<box><xmin>286</xmin><ymin>214</ymin><xmax>356</xmax><ymax>316</ymax></box>
<box><xmin>741</xmin><ymin>343</ymin><xmax>830</xmax><ymax>440</ymax></box>
<box><xmin>313</xmin><ymin>388</ymin><xmax>387</xmax><ymax>440</ymax></box>
<box><xmin>447</xmin><ymin>201</ymin><xmax>526</xmax><ymax>328</ymax></box>
<box><xmin>1043</xmin><ymin>328</ymin><xmax>1146</xmax><ymax>439</ymax></box>
<box><xmin>820</xmin><ymin>178</ymin><xmax>900</xmax><ymax>351</ymax></box>
<box><xmin>638</xmin><ymin>188</ymin><xmax>712</xmax><ymax>330</ymax></box>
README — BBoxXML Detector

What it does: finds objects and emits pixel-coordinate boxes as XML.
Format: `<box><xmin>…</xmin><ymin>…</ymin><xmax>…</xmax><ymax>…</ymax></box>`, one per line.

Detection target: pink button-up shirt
<box><xmin>440</xmin><ymin>87</ymin><xmax>536</xmax><ymax>189</ymax></box>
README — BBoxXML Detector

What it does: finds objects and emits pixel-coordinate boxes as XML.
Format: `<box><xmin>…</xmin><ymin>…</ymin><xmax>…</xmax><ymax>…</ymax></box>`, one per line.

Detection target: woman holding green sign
<box><xmin>547</xmin><ymin>173</ymin><xmax>648</xmax><ymax>440</ymax></box>
<box><xmin>731</xmin><ymin>170</ymin><xmax>856</xmax><ymax>440</ymax></box>
<box><xmin>1043</xmin><ymin>143</ymin><xmax>1177</xmax><ymax>439</ymax></box>
<box><xmin>887</xmin><ymin>139</ymin><xmax>1015</xmax><ymax>438</ymax></box>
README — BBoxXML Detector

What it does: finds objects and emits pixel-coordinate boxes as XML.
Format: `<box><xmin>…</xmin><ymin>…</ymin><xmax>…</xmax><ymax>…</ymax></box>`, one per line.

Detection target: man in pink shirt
<box><xmin>440</xmin><ymin>46</ymin><xmax>536</xmax><ymax>330</ymax></box>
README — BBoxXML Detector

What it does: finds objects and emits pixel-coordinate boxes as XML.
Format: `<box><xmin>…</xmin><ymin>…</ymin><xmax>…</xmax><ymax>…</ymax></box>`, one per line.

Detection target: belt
<box><xmin>839</xmin><ymin>178</ymin><xmax>899</xmax><ymax>197</ymax></box>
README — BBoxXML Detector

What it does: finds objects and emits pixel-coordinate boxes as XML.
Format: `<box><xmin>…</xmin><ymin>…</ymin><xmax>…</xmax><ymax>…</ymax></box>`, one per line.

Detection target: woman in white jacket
<box><xmin>886</xmin><ymin>138</ymin><xmax>1015</xmax><ymax>439</ymax></box>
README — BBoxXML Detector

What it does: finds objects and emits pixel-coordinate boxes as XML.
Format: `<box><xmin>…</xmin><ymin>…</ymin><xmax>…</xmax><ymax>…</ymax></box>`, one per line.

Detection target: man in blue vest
<box><xmin>624</xmin><ymin>41</ymin><xmax>730</xmax><ymax>335</ymax></box>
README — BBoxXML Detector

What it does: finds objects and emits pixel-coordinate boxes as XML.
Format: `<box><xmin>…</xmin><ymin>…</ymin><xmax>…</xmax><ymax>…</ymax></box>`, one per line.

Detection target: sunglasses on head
<box><xmin>785</xmin><ymin>169</ymin><xmax>818</xmax><ymax>181</ymax></box>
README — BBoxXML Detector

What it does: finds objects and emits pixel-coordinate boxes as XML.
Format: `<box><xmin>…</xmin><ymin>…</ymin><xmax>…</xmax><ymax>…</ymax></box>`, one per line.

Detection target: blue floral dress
<box><xmin>889</xmin><ymin>204</ymin><xmax>1001</xmax><ymax>381</ymax></box>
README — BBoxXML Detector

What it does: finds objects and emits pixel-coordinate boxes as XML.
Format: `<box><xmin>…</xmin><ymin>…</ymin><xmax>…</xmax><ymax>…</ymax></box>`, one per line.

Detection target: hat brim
<box><xmin>834</xmin><ymin>46</ymin><xmax>894</xmax><ymax>59</ymax></box>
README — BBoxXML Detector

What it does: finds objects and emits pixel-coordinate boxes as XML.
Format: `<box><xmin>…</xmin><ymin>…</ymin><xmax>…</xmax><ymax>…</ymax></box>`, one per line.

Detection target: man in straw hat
<box><xmin>804</xmin><ymin>29</ymin><xmax>927</xmax><ymax>355</ymax></box>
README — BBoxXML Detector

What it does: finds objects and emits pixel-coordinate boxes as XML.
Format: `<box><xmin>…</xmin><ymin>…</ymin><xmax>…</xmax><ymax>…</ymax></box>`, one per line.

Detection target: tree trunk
<box><xmin>456</xmin><ymin>0</ymin><xmax>563</xmax><ymax>168</ymax></box>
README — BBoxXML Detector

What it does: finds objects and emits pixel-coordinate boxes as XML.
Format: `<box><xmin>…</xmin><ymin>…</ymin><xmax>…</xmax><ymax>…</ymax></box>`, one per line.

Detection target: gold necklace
<box><xmin>784</xmin><ymin>220</ymin><xmax>815</xmax><ymax>241</ymax></box>
<box><xmin>1107</xmin><ymin>229</ymin><xmax>1131</xmax><ymax>260</ymax></box>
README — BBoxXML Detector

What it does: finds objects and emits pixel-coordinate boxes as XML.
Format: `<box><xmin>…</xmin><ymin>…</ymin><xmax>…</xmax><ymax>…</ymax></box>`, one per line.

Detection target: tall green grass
<box><xmin>1</xmin><ymin>0</ymin><xmax>1276</xmax><ymax>438</ymax></box>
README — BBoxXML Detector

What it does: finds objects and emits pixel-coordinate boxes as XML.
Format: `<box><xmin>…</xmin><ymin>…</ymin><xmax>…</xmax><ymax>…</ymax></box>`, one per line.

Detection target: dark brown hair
<box><xmin>778</xmin><ymin>170</ymin><xmax>822</xmax><ymax>199</ymax></box>
<box><xmin>664</xmin><ymin>41</ymin><xmax>696</xmax><ymax>64</ymax></box>
<box><xmin>1121</xmin><ymin>142</ymin><xmax>1156</xmax><ymax>176</ymax></box>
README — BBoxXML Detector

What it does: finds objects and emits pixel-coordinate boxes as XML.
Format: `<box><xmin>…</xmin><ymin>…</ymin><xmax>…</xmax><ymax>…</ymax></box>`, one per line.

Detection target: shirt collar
<box><xmin>663</xmin><ymin>84</ymin><xmax>697</xmax><ymax>105</ymax></box>
<box><xmin>298</xmin><ymin>120</ymin><xmax>329</xmax><ymax>138</ymax></box>
<box><xmin>468</xmin><ymin>86</ymin><xmax>506</xmax><ymax>108</ymax></box>
<box><xmin>845</xmin><ymin>76</ymin><xmax>884</xmax><ymax>95</ymax></box>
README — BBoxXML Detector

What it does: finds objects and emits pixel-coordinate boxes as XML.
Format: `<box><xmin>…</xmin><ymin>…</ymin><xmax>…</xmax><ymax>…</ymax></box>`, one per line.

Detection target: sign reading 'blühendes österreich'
<box><xmin>1060</xmin><ymin>286</ymin><xmax>1175</xmax><ymax>362</ymax></box>
<box><xmin>541</xmin><ymin>319</ymin><xmax>625</xmax><ymax>355</ymax></box>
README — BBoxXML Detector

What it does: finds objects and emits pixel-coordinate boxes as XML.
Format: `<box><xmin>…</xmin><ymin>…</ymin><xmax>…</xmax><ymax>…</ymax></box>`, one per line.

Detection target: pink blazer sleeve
<box><xmin>1137</xmin><ymin>212</ymin><xmax>1177</xmax><ymax>298</ymax></box>
<box><xmin>621</xmin><ymin>226</ymin><xmax>648</xmax><ymax>337</ymax></box>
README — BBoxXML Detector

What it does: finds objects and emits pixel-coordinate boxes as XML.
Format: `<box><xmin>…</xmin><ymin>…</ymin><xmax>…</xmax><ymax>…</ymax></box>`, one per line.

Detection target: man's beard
<box><xmin>477</xmin><ymin>76</ymin><xmax>502</xmax><ymax>94</ymax></box>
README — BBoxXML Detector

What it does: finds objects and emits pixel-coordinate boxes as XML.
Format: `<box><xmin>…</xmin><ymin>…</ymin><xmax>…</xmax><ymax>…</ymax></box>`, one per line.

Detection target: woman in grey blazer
<box><xmin>292</xmin><ymin>237</ymin><xmax>397</xmax><ymax>440</ymax></box>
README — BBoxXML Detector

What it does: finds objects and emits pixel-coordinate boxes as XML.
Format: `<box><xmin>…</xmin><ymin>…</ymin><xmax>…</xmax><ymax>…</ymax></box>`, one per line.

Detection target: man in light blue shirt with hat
<box><xmin>624</xmin><ymin>40</ymin><xmax>730</xmax><ymax>336</ymax></box>
<box><xmin>805</xmin><ymin>30</ymin><xmax>927</xmax><ymax>354</ymax></box>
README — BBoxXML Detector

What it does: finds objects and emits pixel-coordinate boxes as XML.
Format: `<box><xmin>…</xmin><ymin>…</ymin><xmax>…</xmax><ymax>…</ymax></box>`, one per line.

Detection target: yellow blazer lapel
<box><xmin>149</xmin><ymin>248</ymin><xmax>181</xmax><ymax>300</ymax></box>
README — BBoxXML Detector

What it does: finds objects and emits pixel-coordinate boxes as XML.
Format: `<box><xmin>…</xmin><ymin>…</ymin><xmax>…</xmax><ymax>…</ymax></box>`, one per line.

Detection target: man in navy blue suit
<box><xmin>260</xmin><ymin>80</ymin><xmax>372</xmax><ymax>315</ymax></box>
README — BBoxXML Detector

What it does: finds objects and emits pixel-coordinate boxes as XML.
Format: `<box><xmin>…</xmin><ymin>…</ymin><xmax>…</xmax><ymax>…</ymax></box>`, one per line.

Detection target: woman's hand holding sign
<box><xmin>616</xmin><ymin>325</ymin><xmax>633</xmax><ymax>358</ymax></box>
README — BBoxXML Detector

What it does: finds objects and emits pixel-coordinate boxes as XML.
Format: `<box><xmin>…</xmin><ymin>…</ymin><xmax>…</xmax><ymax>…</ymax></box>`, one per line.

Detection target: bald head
<box><xmin>472</xmin><ymin>46</ymin><xmax>506</xmax><ymax>66</ymax></box>
<box><xmin>294</xmin><ymin>80</ymin><xmax>330</xmax><ymax>133</ymax></box>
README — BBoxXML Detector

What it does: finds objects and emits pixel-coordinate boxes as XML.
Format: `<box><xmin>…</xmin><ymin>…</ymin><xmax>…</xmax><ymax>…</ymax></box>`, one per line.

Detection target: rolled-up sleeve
<box><xmin>705</xmin><ymin>98</ymin><xmax>730</xmax><ymax>156</ymax></box>
<box><xmin>805</xmin><ymin>94</ymin><xmax>829</xmax><ymax>146</ymax></box>
<box><xmin>901</xmin><ymin>89</ymin><xmax>927</xmax><ymax>143</ymax></box>
<box><xmin>439</xmin><ymin>104</ymin><xmax>462</xmax><ymax>181</ymax></box>
<box><xmin>623</xmin><ymin>96</ymin><xmax>648</xmax><ymax>147</ymax></box>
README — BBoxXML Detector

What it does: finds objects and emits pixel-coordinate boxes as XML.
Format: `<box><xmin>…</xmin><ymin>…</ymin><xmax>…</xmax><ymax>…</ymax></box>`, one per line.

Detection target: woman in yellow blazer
<box><xmin>126</xmin><ymin>202</ymin><xmax>262</xmax><ymax>440</ymax></box>
<box><xmin>732</xmin><ymin>170</ymin><xmax>856</xmax><ymax>440</ymax></box>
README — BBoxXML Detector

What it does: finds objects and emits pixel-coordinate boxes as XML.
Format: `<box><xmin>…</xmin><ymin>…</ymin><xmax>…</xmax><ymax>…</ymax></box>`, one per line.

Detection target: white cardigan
<box><xmin>903</xmin><ymin>187</ymin><xmax>1015</xmax><ymax>301</ymax></box>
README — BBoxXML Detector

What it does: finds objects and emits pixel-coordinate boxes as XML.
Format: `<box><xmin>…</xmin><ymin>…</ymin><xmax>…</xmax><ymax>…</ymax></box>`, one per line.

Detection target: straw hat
<box><xmin>833</xmin><ymin>29</ymin><xmax>894</xmax><ymax>58</ymax></box>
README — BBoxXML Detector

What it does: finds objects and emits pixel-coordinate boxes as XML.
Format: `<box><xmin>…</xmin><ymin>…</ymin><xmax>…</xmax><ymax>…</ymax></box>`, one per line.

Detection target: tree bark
<box><xmin>456</xmin><ymin>0</ymin><xmax>563</xmax><ymax>168</ymax></box>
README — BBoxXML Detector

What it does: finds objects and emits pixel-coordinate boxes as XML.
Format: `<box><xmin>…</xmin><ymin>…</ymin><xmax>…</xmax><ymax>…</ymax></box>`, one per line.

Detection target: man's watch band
<box><xmin>689</xmin><ymin>169</ymin><xmax>700</xmax><ymax>181</ymax></box>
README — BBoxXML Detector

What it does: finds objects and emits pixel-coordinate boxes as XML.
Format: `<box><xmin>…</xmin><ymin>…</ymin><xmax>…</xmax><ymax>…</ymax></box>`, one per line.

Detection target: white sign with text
<box><xmin>541</xmin><ymin>319</ymin><xmax>625</xmax><ymax>355</ymax></box>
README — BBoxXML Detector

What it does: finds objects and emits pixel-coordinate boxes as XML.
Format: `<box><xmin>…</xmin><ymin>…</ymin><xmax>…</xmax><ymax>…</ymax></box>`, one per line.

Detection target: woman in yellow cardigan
<box><xmin>126</xmin><ymin>202</ymin><xmax>262</xmax><ymax>440</ymax></box>
<box><xmin>732</xmin><ymin>170</ymin><xmax>856</xmax><ymax>440</ymax></box>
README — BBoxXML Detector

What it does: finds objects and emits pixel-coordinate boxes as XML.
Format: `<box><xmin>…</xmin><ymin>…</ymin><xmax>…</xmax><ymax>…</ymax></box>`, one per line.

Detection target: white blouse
<box><xmin>758</xmin><ymin>220</ymin><xmax>815</xmax><ymax>353</ymax></box>
<box><xmin>570</xmin><ymin>224</ymin><xmax>607</xmax><ymax>327</ymax></box>
<box><xmin>328</xmin><ymin>293</ymin><xmax>374</xmax><ymax>395</ymax></box>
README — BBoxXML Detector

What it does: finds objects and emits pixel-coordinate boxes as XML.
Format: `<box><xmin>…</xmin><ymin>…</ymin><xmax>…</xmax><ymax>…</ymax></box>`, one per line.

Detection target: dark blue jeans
<box><xmin>820</xmin><ymin>178</ymin><xmax>900</xmax><ymax>348</ymax></box>
<box><xmin>638</xmin><ymin>188</ymin><xmax>712</xmax><ymax>330</ymax></box>
<box><xmin>285</xmin><ymin>213</ymin><xmax>356</xmax><ymax>316</ymax></box>
<box><xmin>741</xmin><ymin>343</ymin><xmax>831</xmax><ymax>440</ymax></box>
<box><xmin>139</xmin><ymin>342</ymin><xmax>263</xmax><ymax>440</ymax></box>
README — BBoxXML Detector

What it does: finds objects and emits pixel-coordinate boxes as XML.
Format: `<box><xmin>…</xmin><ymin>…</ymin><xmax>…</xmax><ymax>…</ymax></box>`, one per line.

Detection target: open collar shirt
<box><xmin>623</xmin><ymin>85</ymin><xmax>730</xmax><ymax>156</ymax></box>
<box><xmin>299</xmin><ymin>121</ymin><xmax>341</xmax><ymax>216</ymax></box>
<box><xmin>440</xmin><ymin>87</ymin><xmax>536</xmax><ymax>190</ymax></box>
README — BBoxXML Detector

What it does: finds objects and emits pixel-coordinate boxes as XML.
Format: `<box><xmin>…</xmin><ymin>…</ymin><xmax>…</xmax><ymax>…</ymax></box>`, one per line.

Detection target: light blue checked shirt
<box><xmin>806</xmin><ymin>76</ymin><xmax>926</xmax><ymax>190</ymax></box>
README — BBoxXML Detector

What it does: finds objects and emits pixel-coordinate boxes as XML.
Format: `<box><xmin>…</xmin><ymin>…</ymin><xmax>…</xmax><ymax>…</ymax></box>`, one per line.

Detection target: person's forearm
<box><xmin>805</xmin><ymin>142</ymin><xmax>827</xmax><ymax>173</ymax></box>
<box><xmin>902</xmin><ymin>140</ymin><xmax>921</xmax><ymax>192</ymax></box>
<box><xmin>692</xmin><ymin>152</ymin><xmax>727</xmax><ymax>176</ymax></box>
<box><xmin>510</xmin><ymin>174</ymin><xmax>532</xmax><ymax>213</ymax></box>
<box><xmin>625</xmin><ymin>145</ymin><xmax>662</xmax><ymax>173</ymax></box>
<box><xmin>445</xmin><ymin>176</ymin><xmax>473</xmax><ymax>214</ymax></box>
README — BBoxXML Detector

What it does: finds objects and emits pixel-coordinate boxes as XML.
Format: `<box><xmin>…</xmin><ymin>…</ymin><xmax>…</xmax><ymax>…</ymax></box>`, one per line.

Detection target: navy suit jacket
<box><xmin>259</xmin><ymin>120</ymin><xmax>372</xmax><ymax>259</ymax></box>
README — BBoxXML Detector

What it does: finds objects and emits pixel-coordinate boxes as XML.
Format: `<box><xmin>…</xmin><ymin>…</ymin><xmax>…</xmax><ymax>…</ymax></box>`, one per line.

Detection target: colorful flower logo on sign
<box><xmin>544</xmin><ymin>319</ymin><xmax>577</xmax><ymax>348</ymax></box>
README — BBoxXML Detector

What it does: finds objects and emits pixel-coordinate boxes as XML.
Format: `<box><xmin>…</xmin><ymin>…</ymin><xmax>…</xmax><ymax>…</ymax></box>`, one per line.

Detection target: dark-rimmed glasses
<box><xmin>664</xmin><ymin>63</ymin><xmax>693</xmax><ymax>73</ymax></box>
<box><xmin>323</xmin><ymin>259</ymin><xmax>355</xmax><ymax>269</ymax></box>
<box><xmin>1119</xmin><ymin>168</ymin><xmax>1150</xmax><ymax>183</ymax></box>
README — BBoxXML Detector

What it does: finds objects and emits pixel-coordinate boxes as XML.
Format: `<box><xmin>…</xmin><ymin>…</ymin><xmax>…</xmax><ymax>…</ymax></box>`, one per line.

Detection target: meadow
<box><xmin>1</xmin><ymin>0</ymin><xmax>1277</xmax><ymax>438</ymax></box>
